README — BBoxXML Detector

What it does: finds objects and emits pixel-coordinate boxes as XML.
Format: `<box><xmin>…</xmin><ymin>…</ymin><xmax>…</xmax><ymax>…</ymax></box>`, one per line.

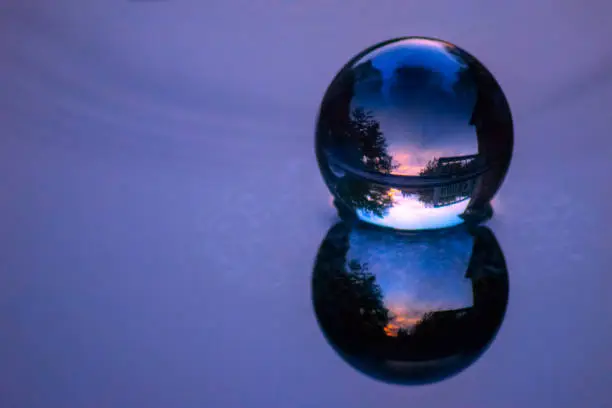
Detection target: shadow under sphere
<box><xmin>311</xmin><ymin>223</ymin><xmax>509</xmax><ymax>385</ymax></box>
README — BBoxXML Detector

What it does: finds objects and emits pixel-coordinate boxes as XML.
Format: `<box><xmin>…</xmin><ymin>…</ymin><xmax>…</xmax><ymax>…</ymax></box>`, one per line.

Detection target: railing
<box><xmin>323</xmin><ymin>150</ymin><xmax>488</xmax><ymax>189</ymax></box>
<box><xmin>437</xmin><ymin>154</ymin><xmax>480</xmax><ymax>164</ymax></box>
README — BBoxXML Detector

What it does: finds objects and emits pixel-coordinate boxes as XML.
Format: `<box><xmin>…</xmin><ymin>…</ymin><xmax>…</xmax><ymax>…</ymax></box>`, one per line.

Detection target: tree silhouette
<box><xmin>317</xmin><ymin>67</ymin><xmax>398</xmax><ymax>220</ymax></box>
<box><xmin>418</xmin><ymin>157</ymin><xmax>478</xmax><ymax>177</ymax></box>
<box><xmin>345</xmin><ymin>260</ymin><xmax>389</xmax><ymax>330</ymax></box>
<box><xmin>312</xmin><ymin>224</ymin><xmax>391</xmax><ymax>355</ymax></box>
<box><xmin>413</xmin><ymin>186</ymin><xmax>470</xmax><ymax>208</ymax></box>
<box><xmin>336</xmin><ymin>178</ymin><xmax>394</xmax><ymax>218</ymax></box>
<box><xmin>317</xmin><ymin>65</ymin><xmax>397</xmax><ymax>176</ymax></box>
<box><xmin>329</xmin><ymin>108</ymin><xmax>399</xmax><ymax>219</ymax></box>
<box><xmin>412</xmin><ymin>157</ymin><xmax>481</xmax><ymax>207</ymax></box>
<box><xmin>344</xmin><ymin>108</ymin><xmax>396</xmax><ymax>174</ymax></box>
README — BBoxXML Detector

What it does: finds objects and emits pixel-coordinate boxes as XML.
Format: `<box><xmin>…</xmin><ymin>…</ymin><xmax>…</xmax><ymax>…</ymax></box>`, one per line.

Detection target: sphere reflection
<box><xmin>311</xmin><ymin>223</ymin><xmax>509</xmax><ymax>385</ymax></box>
<box><xmin>316</xmin><ymin>37</ymin><xmax>513</xmax><ymax>231</ymax></box>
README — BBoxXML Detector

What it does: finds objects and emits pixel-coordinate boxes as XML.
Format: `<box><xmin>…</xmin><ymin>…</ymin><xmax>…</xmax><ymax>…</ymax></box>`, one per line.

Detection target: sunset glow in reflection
<box><xmin>346</xmin><ymin>227</ymin><xmax>475</xmax><ymax>338</ymax></box>
<box><xmin>389</xmin><ymin>148</ymin><xmax>475</xmax><ymax>176</ymax></box>
<box><xmin>357</xmin><ymin>188</ymin><xmax>469</xmax><ymax>230</ymax></box>
<box><xmin>389</xmin><ymin>150</ymin><xmax>437</xmax><ymax>176</ymax></box>
<box><xmin>384</xmin><ymin>305</ymin><xmax>424</xmax><ymax>336</ymax></box>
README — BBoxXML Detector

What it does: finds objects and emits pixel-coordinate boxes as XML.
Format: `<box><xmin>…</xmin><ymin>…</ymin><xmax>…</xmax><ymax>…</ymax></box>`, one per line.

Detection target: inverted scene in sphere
<box><xmin>311</xmin><ymin>223</ymin><xmax>509</xmax><ymax>385</ymax></box>
<box><xmin>316</xmin><ymin>37</ymin><xmax>513</xmax><ymax>231</ymax></box>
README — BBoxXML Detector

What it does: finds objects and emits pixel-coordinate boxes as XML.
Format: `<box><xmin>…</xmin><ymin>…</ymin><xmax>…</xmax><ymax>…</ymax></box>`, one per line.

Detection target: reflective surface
<box><xmin>4</xmin><ymin>3</ymin><xmax>612</xmax><ymax>407</ymax></box>
<box><xmin>312</xmin><ymin>223</ymin><xmax>509</xmax><ymax>385</ymax></box>
<box><xmin>316</xmin><ymin>37</ymin><xmax>513</xmax><ymax>230</ymax></box>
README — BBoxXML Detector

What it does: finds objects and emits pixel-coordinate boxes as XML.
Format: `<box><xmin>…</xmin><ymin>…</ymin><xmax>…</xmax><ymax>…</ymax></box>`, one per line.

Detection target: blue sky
<box><xmin>356</xmin><ymin>38</ymin><xmax>465</xmax><ymax>90</ymax></box>
<box><xmin>350</xmin><ymin>38</ymin><xmax>479</xmax><ymax>175</ymax></box>
<box><xmin>346</xmin><ymin>227</ymin><xmax>474</xmax><ymax>330</ymax></box>
<box><xmin>357</xmin><ymin>190</ymin><xmax>470</xmax><ymax>231</ymax></box>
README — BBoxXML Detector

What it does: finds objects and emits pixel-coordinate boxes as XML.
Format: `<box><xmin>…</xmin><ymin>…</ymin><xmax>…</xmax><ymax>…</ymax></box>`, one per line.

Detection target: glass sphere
<box><xmin>311</xmin><ymin>223</ymin><xmax>509</xmax><ymax>385</ymax></box>
<box><xmin>315</xmin><ymin>37</ymin><xmax>513</xmax><ymax>231</ymax></box>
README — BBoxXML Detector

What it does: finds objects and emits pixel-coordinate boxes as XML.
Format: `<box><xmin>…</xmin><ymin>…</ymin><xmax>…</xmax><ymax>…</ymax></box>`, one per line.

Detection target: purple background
<box><xmin>1</xmin><ymin>2</ymin><xmax>612</xmax><ymax>407</ymax></box>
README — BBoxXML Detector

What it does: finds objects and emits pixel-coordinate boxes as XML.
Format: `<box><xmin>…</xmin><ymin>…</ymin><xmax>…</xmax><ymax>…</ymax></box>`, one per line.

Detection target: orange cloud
<box><xmin>384</xmin><ymin>305</ymin><xmax>427</xmax><ymax>337</ymax></box>
<box><xmin>389</xmin><ymin>148</ymin><xmax>462</xmax><ymax>176</ymax></box>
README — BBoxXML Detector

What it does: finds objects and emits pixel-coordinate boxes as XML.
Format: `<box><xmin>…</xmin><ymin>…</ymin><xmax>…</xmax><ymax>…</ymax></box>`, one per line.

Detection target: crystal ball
<box><xmin>315</xmin><ymin>37</ymin><xmax>513</xmax><ymax>231</ymax></box>
<box><xmin>311</xmin><ymin>223</ymin><xmax>509</xmax><ymax>385</ymax></box>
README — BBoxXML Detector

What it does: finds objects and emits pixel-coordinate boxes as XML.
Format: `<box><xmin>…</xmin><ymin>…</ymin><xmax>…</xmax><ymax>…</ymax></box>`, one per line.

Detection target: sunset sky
<box><xmin>346</xmin><ymin>227</ymin><xmax>475</xmax><ymax>334</ymax></box>
<box><xmin>350</xmin><ymin>38</ymin><xmax>479</xmax><ymax>176</ymax></box>
<box><xmin>357</xmin><ymin>188</ymin><xmax>470</xmax><ymax>231</ymax></box>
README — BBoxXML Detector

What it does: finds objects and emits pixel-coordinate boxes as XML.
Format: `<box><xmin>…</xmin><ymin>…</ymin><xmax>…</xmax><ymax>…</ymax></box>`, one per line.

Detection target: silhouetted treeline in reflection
<box><xmin>335</xmin><ymin>178</ymin><xmax>393</xmax><ymax>218</ymax></box>
<box><xmin>411</xmin><ymin>184</ymin><xmax>472</xmax><ymax>208</ymax></box>
<box><xmin>312</xmin><ymin>225</ymin><xmax>508</xmax><ymax>362</ymax></box>
<box><xmin>346</xmin><ymin>108</ymin><xmax>396</xmax><ymax>173</ymax></box>
<box><xmin>312</xmin><ymin>223</ymin><xmax>390</xmax><ymax>355</ymax></box>
<box><xmin>317</xmin><ymin>58</ymin><xmax>392</xmax><ymax>174</ymax></box>
<box><xmin>328</xmin><ymin>107</ymin><xmax>398</xmax><ymax>218</ymax></box>
<box><xmin>419</xmin><ymin>156</ymin><xmax>482</xmax><ymax>178</ymax></box>
<box><xmin>415</xmin><ymin>156</ymin><xmax>481</xmax><ymax>207</ymax></box>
